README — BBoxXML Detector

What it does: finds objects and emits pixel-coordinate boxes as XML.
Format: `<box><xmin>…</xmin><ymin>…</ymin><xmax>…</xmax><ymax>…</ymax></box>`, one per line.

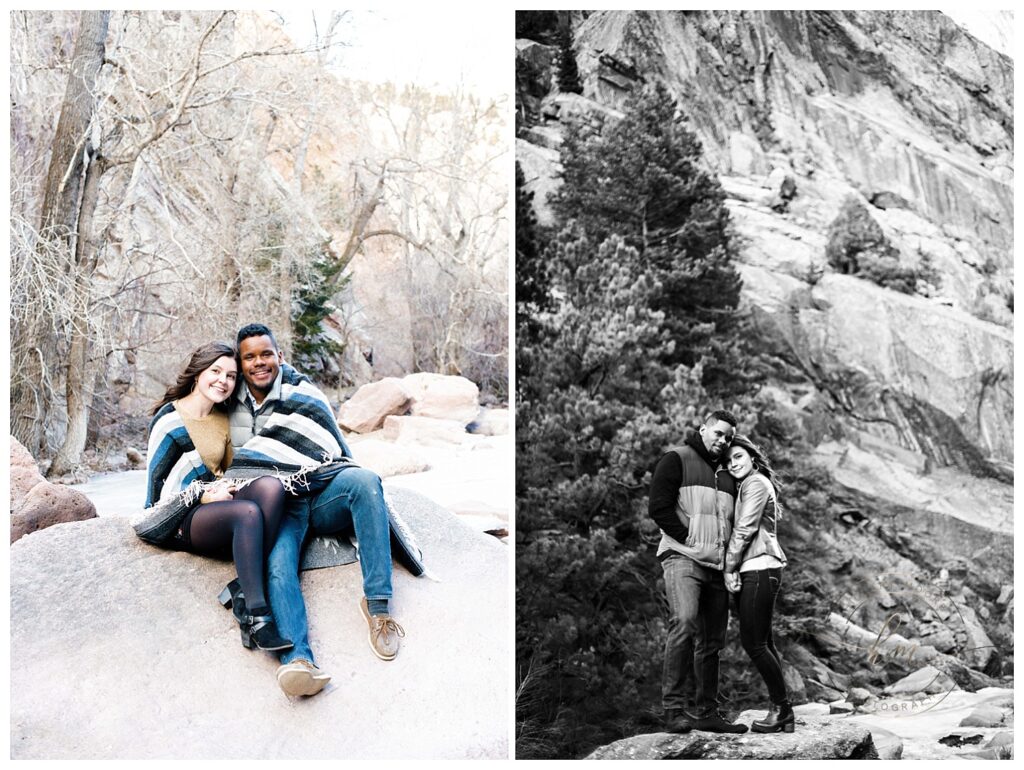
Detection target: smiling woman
<box><xmin>137</xmin><ymin>339</ymin><xmax>293</xmax><ymax>652</ymax></box>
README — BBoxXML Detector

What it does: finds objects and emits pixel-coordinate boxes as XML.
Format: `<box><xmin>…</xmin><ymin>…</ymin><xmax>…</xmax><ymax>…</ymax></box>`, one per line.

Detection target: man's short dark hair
<box><xmin>237</xmin><ymin>323</ymin><xmax>278</xmax><ymax>349</ymax></box>
<box><xmin>706</xmin><ymin>409</ymin><xmax>737</xmax><ymax>427</ymax></box>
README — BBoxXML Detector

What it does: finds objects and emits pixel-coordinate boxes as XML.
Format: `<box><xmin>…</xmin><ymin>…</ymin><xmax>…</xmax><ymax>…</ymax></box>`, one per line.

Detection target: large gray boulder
<box><xmin>584</xmin><ymin>716</ymin><xmax>879</xmax><ymax>759</ymax></box>
<box><xmin>10</xmin><ymin>487</ymin><xmax>507</xmax><ymax>759</ymax></box>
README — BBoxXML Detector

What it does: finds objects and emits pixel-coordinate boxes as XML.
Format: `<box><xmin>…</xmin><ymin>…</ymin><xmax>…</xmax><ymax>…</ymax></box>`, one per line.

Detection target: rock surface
<box><xmin>10</xmin><ymin>436</ymin><xmax>45</xmax><ymax>508</ymax></box>
<box><xmin>467</xmin><ymin>408</ymin><xmax>510</xmax><ymax>436</ymax></box>
<box><xmin>960</xmin><ymin>705</ymin><xmax>1005</xmax><ymax>728</ymax></box>
<box><xmin>584</xmin><ymin>716</ymin><xmax>878</xmax><ymax>759</ymax></box>
<box><xmin>10</xmin><ymin>436</ymin><xmax>97</xmax><ymax>543</ymax></box>
<box><xmin>348</xmin><ymin>437</ymin><xmax>430</xmax><ymax>477</ymax></box>
<box><xmin>383</xmin><ymin>415</ymin><xmax>468</xmax><ymax>446</ymax></box>
<box><xmin>847</xmin><ymin>687</ymin><xmax>1013</xmax><ymax>760</ymax></box>
<box><xmin>336</xmin><ymin>377</ymin><xmax>412</xmax><ymax>434</ymax></box>
<box><xmin>403</xmin><ymin>372</ymin><xmax>481</xmax><ymax>425</ymax></box>
<box><xmin>10</xmin><ymin>487</ymin><xmax>507</xmax><ymax>759</ymax></box>
<box><xmin>885</xmin><ymin>665</ymin><xmax>957</xmax><ymax>696</ymax></box>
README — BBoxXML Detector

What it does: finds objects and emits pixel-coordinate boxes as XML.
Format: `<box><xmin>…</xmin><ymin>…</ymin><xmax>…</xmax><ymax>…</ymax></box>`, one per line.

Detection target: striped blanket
<box><xmin>226</xmin><ymin>364</ymin><xmax>352</xmax><ymax>477</ymax></box>
<box><xmin>132</xmin><ymin>403</ymin><xmax>218</xmax><ymax>543</ymax></box>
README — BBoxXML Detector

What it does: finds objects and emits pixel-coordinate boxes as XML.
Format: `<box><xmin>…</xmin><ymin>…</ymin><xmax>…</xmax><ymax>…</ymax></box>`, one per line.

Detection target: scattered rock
<box><xmin>584</xmin><ymin>716</ymin><xmax>878</xmax><ymax>759</ymax></box>
<box><xmin>865</xmin><ymin>726</ymin><xmax>904</xmax><ymax>760</ymax></box>
<box><xmin>938</xmin><ymin>733</ymin><xmax>984</xmax><ymax>747</ymax></box>
<box><xmin>829</xmin><ymin>700</ymin><xmax>855</xmax><ymax>715</ymax></box>
<box><xmin>337</xmin><ymin>377</ymin><xmax>412</xmax><ymax>434</ymax></box>
<box><xmin>984</xmin><ymin>732</ymin><xmax>1013</xmax><ymax>749</ymax></box>
<box><xmin>883</xmin><ymin>665</ymin><xmax>956</xmax><ymax>696</ymax></box>
<box><xmin>125</xmin><ymin>447</ymin><xmax>144</xmax><ymax>468</ymax></box>
<box><xmin>847</xmin><ymin>687</ymin><xmax>873</xmax><ymax>706</ymax></box>
<box><xmin>10</xmin><ymin>487</ymin><xmax>507</xmax><ymax>759</ymax></box>
<box><xmin>10</xmin><ymin>436</ymin><xmax>45</xmax><ymax>510</ymax></box>
<box><xmin>515</xmin><ymin>38</ymin><xmax>556</xmax><ymax>94</ymax></box>
<box><xmin>402</xmin><ymin>373</ymin><xmax>480</xmax><ymax>425</ymax></box>
<box><xmin>349</xmin><ymin>439</ymin><xmax>430</xmax><ymax>478</ymax></box>
<box><xmin>959</xmin><ymin>746</ymin><xmax>1013</xmax><ymax>759</ymax></box>
<box><xmin>10</xmin><ymin>437</ymin><xmax>98</xmax><ymax>543</ymax></box>
<box><xmin>805</xmin><ymin>679</ymin><xmax>846</xmax><ymax>704</ymax></box>
<box><xmin>919</xmin><ymin>626</ymin><xmax>957</xmax><ymax>654</ymax></box>
<box><xmin>520</xmin><ymin>125</ymin><xmax>562</xmax><ymax>152</ymax></box>
<box><xmin>996</xmin><ymin>585</ymin><xmax>1013</xmax><ymax>605</ymax></box>
<box><xmin>959</xmin><ymin>705</ymin><xmax>1004</xmax><ymax>728</ymax></box>
<box><xmin>467</xmin><ymin>408</ymin><xmax>509</xmax><ymax>436</ymax></box>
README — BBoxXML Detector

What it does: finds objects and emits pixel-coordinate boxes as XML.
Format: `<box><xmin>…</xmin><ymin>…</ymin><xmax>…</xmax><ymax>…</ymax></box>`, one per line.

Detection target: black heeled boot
<box><xmin>238</xmin><ymin>606</ymin><xmax>293</xmax><ymax>652</ymax></box>
<box><xmin>217</xmin><ymin>578</ymin><xmax>244</xmax><ymax>610</ymax></box>
<box><xmin>751</xmin><ymin>701</ymin><xmax>794</xmax><ymax>733</ymax></box>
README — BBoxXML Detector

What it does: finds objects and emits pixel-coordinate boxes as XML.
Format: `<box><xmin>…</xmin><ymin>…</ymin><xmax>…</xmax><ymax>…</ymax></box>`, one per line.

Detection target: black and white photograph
<box><xmin>8</xmin><ymin>9</ymin><xmax>509</xmax><ymax>759</ymax></box>
<box><xmin>515</xmin><ymin>10</ymin><xmax>1013</xmax><ymax>760</ymax></box>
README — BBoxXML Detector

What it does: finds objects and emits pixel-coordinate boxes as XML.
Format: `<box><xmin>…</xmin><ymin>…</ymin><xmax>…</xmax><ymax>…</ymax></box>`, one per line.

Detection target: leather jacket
<box><xmin>724</xmin><ymin>472</ymin><xmax>786</xmax><ymax>573</ymax></box>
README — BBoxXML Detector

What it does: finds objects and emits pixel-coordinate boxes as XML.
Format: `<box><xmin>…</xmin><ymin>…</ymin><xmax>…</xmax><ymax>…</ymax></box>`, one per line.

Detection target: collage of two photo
<box><xmin>7</xmin><ymin>8</ymin><xmax>1014</xmax><ymax>762</ymax></box>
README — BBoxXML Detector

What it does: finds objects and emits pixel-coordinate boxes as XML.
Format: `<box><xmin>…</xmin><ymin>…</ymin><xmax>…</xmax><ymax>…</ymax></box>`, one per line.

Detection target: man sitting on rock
<box><xmin>648</xmin><ymin>409</ymin><xmax>746</xmax><ymax>734</ymax></box>
<box><xmin>227</xmin><ymin>323</ymin><xmax>409</xmax><ymax>697</ymax></box>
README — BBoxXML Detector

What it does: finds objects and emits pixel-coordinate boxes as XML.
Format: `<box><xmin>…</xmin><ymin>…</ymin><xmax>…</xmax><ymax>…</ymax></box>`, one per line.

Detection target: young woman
<box><xmin>722</xmin><ymin>435</ymin><xmax>792</xmax><ymax>733</ymax></box>
<box><xmin>139</xmin><ymin>341</ymin><xmax>291</xmax><ymax>652</ymax></box>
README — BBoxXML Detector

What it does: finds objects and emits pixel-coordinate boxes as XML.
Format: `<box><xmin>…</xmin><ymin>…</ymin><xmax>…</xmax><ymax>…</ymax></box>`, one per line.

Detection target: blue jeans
<box><xmin>661</xmin><ymin>553</ymin><xmax>729</xmax><ymax>715</ymax></box>
<box><xmin>267</xmin><ymin>467</ymin><xmax>393</xmax><ymax>664</ymax></box>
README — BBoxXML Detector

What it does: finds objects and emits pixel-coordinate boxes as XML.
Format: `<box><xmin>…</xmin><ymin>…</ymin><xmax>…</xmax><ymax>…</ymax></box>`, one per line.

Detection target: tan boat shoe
<box><xmin>360</xmin><ymin>597</ymin><xmax>405</xmax><ymax>661</ymax></box>
<box><xmin>276</xmin><ymin>658</ymin><xmax>331</xmax><ymax>697</ymax></box>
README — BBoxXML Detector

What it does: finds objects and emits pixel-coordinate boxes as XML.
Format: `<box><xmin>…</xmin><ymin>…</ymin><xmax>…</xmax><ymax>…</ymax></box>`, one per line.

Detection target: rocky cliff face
<box><xmin>517</xmin><ymin>7</ymin><xmax>1013</xmax><ymax>717</ymax></box>
<box><xmin>518</xmin><ymin>8</ymin><xmax>1012</xmax><ymax>501</ymax></box>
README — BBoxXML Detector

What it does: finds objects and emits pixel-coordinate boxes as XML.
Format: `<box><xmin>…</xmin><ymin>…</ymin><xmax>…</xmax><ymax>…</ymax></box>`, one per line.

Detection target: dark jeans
<box><xmin>738</xmin><ymin>567</ymin><xmax>788</xmax><ymax>705</ymax></box>
<box><xmin>661</xmin><ymin>553</ymin><xmax>729</xmax><ymax>715</ymax></box>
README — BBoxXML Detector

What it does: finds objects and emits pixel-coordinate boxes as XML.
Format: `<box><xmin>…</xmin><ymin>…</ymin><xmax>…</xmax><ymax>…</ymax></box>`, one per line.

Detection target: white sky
<box><xmin>937</xmin><ymin>8</ymin><xmax>1014</xmax><ymax>59</ymax></box>
<box><xmin>274</xmin><ymin>8</ymin><xmax>510</xmax><ymax>97</ymax></box>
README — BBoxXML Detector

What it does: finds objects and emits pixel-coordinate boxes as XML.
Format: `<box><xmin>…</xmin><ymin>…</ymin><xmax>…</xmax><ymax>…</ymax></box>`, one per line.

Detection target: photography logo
<box><xmin>831</xmin><ymin>570</ymin><xmax>997</xmax><ymax>718</ymax></box>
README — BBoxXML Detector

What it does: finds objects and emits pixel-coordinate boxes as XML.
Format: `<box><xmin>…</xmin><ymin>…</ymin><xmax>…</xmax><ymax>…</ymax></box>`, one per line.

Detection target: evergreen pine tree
<box><xmin>557</xmin><ymin>22</ymin><xmax>583</xmax><ymax>94</ymax></box>
<box><xmin>515</xmin><ymin>161</ymin><xmax>549</xmax><ymax>392</ymax></box>
<box><xmin>291</xmin><ymin>251</ymin><xmax>348</xmax><ymax>382</ymax></box>
<box><xmin>553</xmin><ymin>81</ymin><xmax>744</xmax><ymax>392</ymax></box>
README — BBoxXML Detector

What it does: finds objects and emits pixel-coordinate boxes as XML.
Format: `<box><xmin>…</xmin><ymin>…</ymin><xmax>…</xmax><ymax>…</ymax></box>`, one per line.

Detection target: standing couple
<box><xmin>135</xmin><ymin>323</ymin><xmax>411</xmax><ymax>697</ymax></box>
<box><xmin>650</xmin><ymin>409</ymin><xmax>792</xmax><ymax>734</ymax></box>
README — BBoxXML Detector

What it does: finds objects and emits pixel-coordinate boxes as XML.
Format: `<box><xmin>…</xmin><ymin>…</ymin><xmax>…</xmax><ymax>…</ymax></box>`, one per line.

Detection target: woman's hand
<box><xmin>201</xmin><ymin>485</ymin><xmax>235</xmax><ymax>504</ymax></box>
<box><xmin>724</xmin><ymin>572</ymin><xmax>741</xmax><ymax>593</ymax></box>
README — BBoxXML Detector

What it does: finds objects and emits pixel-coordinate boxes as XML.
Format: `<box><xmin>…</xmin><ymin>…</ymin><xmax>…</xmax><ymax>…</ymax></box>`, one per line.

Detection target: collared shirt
<box><xmin>229</xmin><ymin>368</ymin><xmax>284</xmax><ymax>451</ymax></box>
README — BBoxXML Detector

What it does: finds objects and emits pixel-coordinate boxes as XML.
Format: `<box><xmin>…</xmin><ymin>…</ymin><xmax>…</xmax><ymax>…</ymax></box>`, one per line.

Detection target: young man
<box><xmin>229</xmin><ymin>323</ymin><xmax>404</xmax><ymax>697</ymax></box>
<box><xmin>648</xmin><ymin>410</ymin><xmax>746</xmax><ymax>734</ymax></box>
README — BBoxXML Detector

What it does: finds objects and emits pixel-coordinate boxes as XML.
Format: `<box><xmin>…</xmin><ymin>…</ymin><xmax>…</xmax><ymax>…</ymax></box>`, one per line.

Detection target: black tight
<box><xmin>187</xmin><ymin>476</ymin><xmax>285</xmax><ymax>613</ymax></box>
<box><xmin>738</xmin><ymin>567</ymin><xmax>789</xmax><ymax>705</ymax></box>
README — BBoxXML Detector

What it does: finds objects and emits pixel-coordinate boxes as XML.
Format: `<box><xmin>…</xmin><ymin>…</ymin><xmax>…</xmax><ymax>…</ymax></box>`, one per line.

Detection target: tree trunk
<box><xmin>47</xmin><ymin>152</ymin><xmax>109</xmax><ymax>478</ymax></box>
<box><xmin>44</xmin><ymin>11</ymin><xmax>110</xmax><ymax>477</ymax></box>
<box><xmin>12</xmin><ymin>11</ymin><xmax>109</xmax><ymax>458</ymax></box>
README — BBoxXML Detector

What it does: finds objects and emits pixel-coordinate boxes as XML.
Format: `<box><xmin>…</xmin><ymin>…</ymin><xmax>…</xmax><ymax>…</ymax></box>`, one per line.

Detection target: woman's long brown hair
<box><xmin>728</xmin><ymin>434</ymin><xmax>783</xmax><ymax>507</ymax></box>
<box><xmin>150</xmin><ymin>341</ymin><xmax>237</xmax><ymax>415</ymax></box>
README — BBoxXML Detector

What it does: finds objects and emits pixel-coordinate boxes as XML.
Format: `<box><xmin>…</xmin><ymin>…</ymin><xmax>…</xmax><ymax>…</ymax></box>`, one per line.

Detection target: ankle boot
<box><xmin>752</xmin><ymin>701</ymin><xmax>794</xmax><ymax>733</ymax></box>
<box><xmin>217</xmin><ymin>578</ymin><xmax>244</xmax><ymax>610</ymax></box>
<box><xmin>238</xmin><ymin>606</ymin><xmax>293</xmax><ymax>652</ymax></box>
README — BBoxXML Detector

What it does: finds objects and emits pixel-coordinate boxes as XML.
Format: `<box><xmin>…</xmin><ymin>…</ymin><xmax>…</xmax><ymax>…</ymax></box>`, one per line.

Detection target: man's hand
<box><xmin>724</xmin><ymin>572</ymin><xmax>741</xmax><ymax>594</ymax></box>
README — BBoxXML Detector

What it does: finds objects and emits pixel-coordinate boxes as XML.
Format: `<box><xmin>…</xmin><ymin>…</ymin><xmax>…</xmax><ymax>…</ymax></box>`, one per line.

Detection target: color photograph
<box><xmin>10</xmin><ymin>9</ymin><xmax>509</xmax><ymax>759</ymax></box>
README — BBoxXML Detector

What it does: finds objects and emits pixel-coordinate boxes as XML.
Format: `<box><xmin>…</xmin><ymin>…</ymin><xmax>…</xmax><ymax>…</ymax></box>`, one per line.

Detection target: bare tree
<box><xmin>11</xmin><ymin>11</ymin><xmax>338</xmax><ymax>474</ymax></box>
